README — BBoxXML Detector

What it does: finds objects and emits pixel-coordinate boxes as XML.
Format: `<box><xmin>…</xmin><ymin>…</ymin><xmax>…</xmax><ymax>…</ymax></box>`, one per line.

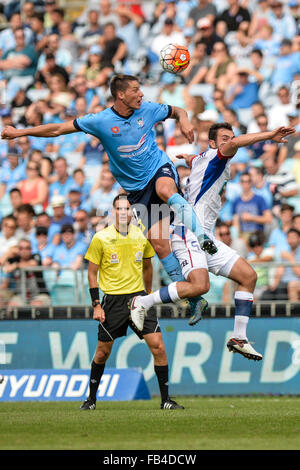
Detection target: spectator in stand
<box><xmin>64</xmin><ymin>187</ymin><xmax>91</xmax><ymax>218</ymax></box>
<box><xmin>78</xmin><ymin>45</ymin><xmax>103</xmax><ymax>89</ymax></box>
<box><xmin>150</xmin><ymin>18</ymin><xmax>185</xmax><ymax>60</ymax></box>
<box><xmin>252</xmin><ymin>23</ymin><xmax>281</xmax><ymax>59</ymax></box>
<box><xmin>75</xmin><ymin>9</ymin><xmax>103</xmax><ymax>49</ymax></box>
<box><xmin>186</xmin><ymin>0</ymin><xmax>217</xmax><ymax>29</ymax></box>
<box><xmin>73</xmin><ymin>209</ymin><xmax>94</xmax><ymax>250</ymax></box>
<box><xmin>0</xmin><ymin>215</ymin><xmax>18</xmax><ymax>265</ymax></box>
<box><xmin>8</xmin><ymin>187</ymin><xmax>23</xmax><ymax>218</ymax></box>
<box><xmin>49</xmin><ymin>156</ymin><xmax>75</xmax><ymax>199</ymax></box>
<box><xmin>35</xmin><ymin>52</ymin><xmax>69</xmax><ymax>89</ymax></box>
<box><xmin>0</xmin><ymin>148</ymin><xmax>26</xmax><ymax>200</ymax></box>
<box><xmin>247</xmin><ymin>114</ymin><xmax>273</xmax><ymax>159</ymax></box>
<box><xmin>268</xmin><ymin>203</ymin><xmax>294</xmax><ymax>259</ymax></box>
<box><xmin>15</xmin><ymin>203</ymin><xmax>36</xmax><ymax>240</ymax></box>
<box><xmin>115</xmin><ymin>3</ymin><xmax>143</xmax><ymax>58</ymax></box>
<box><xmin>89</xmin><ymin>166</ymin><xmax>118</xmax><ymax>215</ymax></box>
<box><xmin>216</xmin><ymin>0</ymin><xmax>251</xmax><ymax>36</ymax></box>
<box><xmin>0</xmin><ymin>27</ymin><xmax>38</xmax><ymax>82</ymax></box>
<box><xmin>263</xmin><ymin>154</ymin><xmax>299</xmax><ymax>216</ymax></box>
<box><xmin>98</xmin><ymin>22</ymin><xmax>127</xmax><ymax>78</ymax></box>
<box><xmin>51</xmin><ymin>223</ymin><xmax>86</xmax><ymax>270</ymax></box>
<box><xmin>30</xmin><ymin>13</ymin><xmax>48</xmax><ymax>52</ymax></box>
<box><xmin>247</xmin><ymin>231</ymin><xmax>275</xmax><ymax>300</ymax></box>
<box><xmin>72</xmin><ymin>168</ymin><xmax>92</xmax><ymax>202</ymax></box>
<box><xmin>18</xmin><ymin>161</ymin><xmax>49</xmax><ymax>211</ymax></box>
<box><xmin>47</xmin><ymin>194</ymin><xmax>74</xmax><ymax>245</ymax></box>
<box><xmin>194</xmin><ymin>17</ymin><xmax>223</xmax><ymax>56</ymax></box>
<box><xmin>0</xmin><ymin>238</ymin><xmax>51</xmax><ymax>312</ymax></box>
<box><xmin>205</xmin><ymin>41</ymin><xmax>237</xmax><ymax>91</ymax></box>
<box><xmin>267</xmin><ymin>85</ymin><xmax>295</xmax><ymax>129</ymax></box>
<box><xmin>224</xmin><ymin>68</ymin><xmax>260</xmax><ymax>113</ymax></box>
<box><xmin>270</xmin><ymin>39</ymin><xmax>300</xmax><ymax>89</ymax></box>
<box><xmin>58</xmin><ymin>21</ymin><xmax>79</xmax><ymax>61</ymax></box>
<box><xmin>215</xmin><ymin>221</ymin><xmax>248</xmax><ymax>258</ymax></box>
<box><xmin>265</xmin><ymin>228</ymin><xmax>300</xmax><ymax>301</ymax></box>
<box><xmin>37</xmin><ymin>33</ymin><xmax>73</xmax><ymax>75</ymax></box>
<box><xmin>31</xmin><ymin>225</ymin><xmax>55</xmax><ymax>266</ymax></box>
<box><xmin>46</xmin><ymin>6</ymin><xmax>65</xmax><ymax>35</ymax></box>
<box><xmin>79</xmin><ymin>136</ymin><xmax>105</xmax><ymax>182</ymax></box>
<box><xmin>249</xmin><ymin>165</ymin><xmax>273</xmax><ymax>208</ymax></box>
<box><xmin>40</xmin><ymin>156</ymin><xmax>55</xmax><ymax>186</ymax></box>
<box><xmin>269</xmin><ymin>0</ymin><xmax>297</xmax><ymax>41</ymax></box>
<box><xmin>17</xmin><ymin>136</ymin><xmax>32</xmax><ymax>162</ymax></box>
<box><xmin>232</xmin><ymin>172</ymin><xmax>273</xmax><ymax>238</ymax></box>
<box><xmin>0</xmin><ymin>12</ymin><xmax>33</xmax><ymax>57</ymax></box>
<box><xmin>182</xmin><ymin>40</ymin><xmax>209</xmax><ymax>85</ymax></box>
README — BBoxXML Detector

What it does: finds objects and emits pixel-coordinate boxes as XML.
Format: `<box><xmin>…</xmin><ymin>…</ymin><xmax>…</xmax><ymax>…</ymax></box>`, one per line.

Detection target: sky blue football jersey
<box><xmin>74</xmin><ymin>102</ymin><xmax>172</xmax><ymax>191</ymax></box>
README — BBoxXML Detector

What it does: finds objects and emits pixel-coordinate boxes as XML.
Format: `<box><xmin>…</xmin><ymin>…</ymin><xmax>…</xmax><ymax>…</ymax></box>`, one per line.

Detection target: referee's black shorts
<box><xmin>98</xmin><ymin>291</ymin><xmax>161</xmax><ymax>342</ymax></box>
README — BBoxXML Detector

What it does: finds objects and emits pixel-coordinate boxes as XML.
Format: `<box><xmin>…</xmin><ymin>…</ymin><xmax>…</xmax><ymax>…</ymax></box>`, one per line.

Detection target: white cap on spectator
<box><xmin>197</xmin><ymin>18</ymin><xmax>212</xmax><ymax>30</ymax></box>
<box><xmin>51</xmin><ymin>195</ymin><xmax>66</xmax><ymax>207</ymax></box>
<box><xmin>197</xmin><ymin>109</ymin><xmax>219</xmax><ymax>122</ymax></box>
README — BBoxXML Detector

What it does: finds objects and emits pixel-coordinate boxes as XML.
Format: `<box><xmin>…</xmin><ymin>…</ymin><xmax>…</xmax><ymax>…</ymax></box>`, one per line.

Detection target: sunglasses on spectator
<box><xmin>19</xmin><ymin>245</ymin><xmax>31</xmax><ymax>250</ymax></box>
<box><xmin>75</xmin><ymin>217</ymin><xmax>86</xmax><ymax>222</ymax></box>
<box><xmin>27</xmin><ymin>165</ymin><xmax>38</xmax><ymax>170</ymax></box>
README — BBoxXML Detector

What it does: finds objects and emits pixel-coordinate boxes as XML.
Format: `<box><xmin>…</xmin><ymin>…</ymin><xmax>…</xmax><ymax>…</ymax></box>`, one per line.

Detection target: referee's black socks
<box><xmin>154</xmin><ymin>364</ymin><xmax>169</xmax><ymax>403</ymax></box>
<box><xmin>89</xmin><ymin>361</ymin><xmax>105</xmax><ymax>402</ymax></box>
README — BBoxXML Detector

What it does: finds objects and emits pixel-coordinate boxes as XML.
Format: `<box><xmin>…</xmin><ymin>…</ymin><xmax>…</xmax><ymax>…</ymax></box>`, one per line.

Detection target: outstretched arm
<box><xmin>220</xmin><ymin>126</ymin><xmax>296</xmax><ymax>157</ymax></box>
<box><xmin>1</xmin><ymin>120</ymin><xmax>79</xmax><ymax>141</ymax></box>
<box><xmin>170</xmin><ymin>106</ymin><xmax>194</xmax><ymax>144</ymax></box>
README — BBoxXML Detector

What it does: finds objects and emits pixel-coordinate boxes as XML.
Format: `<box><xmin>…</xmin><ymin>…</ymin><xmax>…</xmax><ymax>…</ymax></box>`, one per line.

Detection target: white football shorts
<box><xmin>171</xmin><ymin>225</ymin><xmax>240</xmax><ymax>280</ymax></box>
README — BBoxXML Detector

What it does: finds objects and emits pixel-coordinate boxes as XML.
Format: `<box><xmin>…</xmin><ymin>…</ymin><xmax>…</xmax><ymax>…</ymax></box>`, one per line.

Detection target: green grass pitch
<box><xmin>1</xmin><ymin>397</ymin><xmax>300</xmax><ymax>450</ymax></box>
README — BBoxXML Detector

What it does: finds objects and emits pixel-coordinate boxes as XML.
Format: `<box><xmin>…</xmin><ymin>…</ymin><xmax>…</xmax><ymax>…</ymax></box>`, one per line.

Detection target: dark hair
<box><xmin>113</xmin><ymin>193</ymin><xmax>129</xmax><ymax>207</ymax></box>
<box><xmin>36</xmin><ymin>226</ymin><xmax>48</xmax><ymax>236</ymax></box>
<box><xmin>248</xmin><ymin>231</ymin><xmax>265</xmax><ymax>248</ymax></box>
<box><xmin>110</xmin><ymin>74</ymin><xmax>139</xmax><ymax>100</ymax></box>
<box><xmin>2</xmin><ymin>214</ymin><xmax>17</xmax><ymax>225</ymax></box>
<box><xmin>208</xmin><ymin>122</ymin><xmax>233</xmax><ymax>142</ymax></box>
<box><xmin>280</xmin><ymin>203</ymin><xmax>294</xmax><ymax>213</ymax></box>
<box><xmin>9</xmin><ymin>187</ymin><xmax>21</xmax><ymax>195</ymax></box>
<box><xmin>287</xmin><ymin>228</ymin><xmax>300</xmax><ymax>237</ymax></box>
<box><xmin>17</xmin><ymin>203</ymin><xmax>35</xmax><ymax>217</ymax></box>
<box><xmin>251</xmin><ymin>48</ymin><xmax>263</xmax><ymax>58</ymax></box>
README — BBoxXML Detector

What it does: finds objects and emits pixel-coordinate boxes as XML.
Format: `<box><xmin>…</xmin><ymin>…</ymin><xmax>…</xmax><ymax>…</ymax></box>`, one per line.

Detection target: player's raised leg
<box><xmin>225</xmin><ymin>257</ymin><xmax>262</xmax><ymax>361</ymax></box>
<box><xmin>155</xmin><ymin>176</ymin><xmax>218</xmax><ymax>255</ymax></box>
<box><xmin>147</xmin><ymin>220</ymin><xmax>209</xmax><ymax>326</ymax></box>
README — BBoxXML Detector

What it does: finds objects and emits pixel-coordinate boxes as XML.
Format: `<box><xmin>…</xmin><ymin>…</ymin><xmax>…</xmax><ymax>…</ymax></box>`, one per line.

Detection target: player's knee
<box><xmin>248</xmin><ymin>268</ymin><xmax>258</xmax><ymax>289</ymax></box>
<box><xmin>94</xmin><ymin>348</ymin><xmax>110</xmax><ymax>363</ymax></box>
<box><xmin>150</xmin><ymin>341</ymin><xmax>166</xmax><ymax>361</ymax></box>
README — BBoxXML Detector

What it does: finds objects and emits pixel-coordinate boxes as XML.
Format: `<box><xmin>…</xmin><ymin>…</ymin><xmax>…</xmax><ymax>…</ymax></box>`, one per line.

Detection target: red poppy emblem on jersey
<box><xmin>111</xmin><ymin>126</ymin><xmax>120</xmax><ymax>134</ymax></box>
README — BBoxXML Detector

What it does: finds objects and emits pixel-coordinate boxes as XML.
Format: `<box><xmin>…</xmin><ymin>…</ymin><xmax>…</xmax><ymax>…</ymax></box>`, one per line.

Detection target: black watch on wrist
<box><xmin>92</xmin><ymin>299</ymin><xmax>101</xmax><ymax>308</ymax></box>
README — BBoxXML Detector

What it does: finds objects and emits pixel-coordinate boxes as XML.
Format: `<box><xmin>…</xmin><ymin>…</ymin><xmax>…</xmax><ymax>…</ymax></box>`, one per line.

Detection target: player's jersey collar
<box><xmin>111</xmin><ymin>106</ymin><xmax>135</xmax><ymax>119</ymax></box>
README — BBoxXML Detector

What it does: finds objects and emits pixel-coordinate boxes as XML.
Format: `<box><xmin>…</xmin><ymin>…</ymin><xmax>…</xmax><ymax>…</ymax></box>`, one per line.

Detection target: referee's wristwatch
<box><xmin>92</xmin><ymin>300</ymin><xmax>101</xmax><ymax>308</ymax></box>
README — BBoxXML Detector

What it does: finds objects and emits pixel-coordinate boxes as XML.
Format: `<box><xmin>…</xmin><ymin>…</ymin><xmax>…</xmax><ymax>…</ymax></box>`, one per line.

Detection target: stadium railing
<box><xmin>0</xmin><ymin>263</ymin><xmax>299</xmax><ymax>319</ymax></box>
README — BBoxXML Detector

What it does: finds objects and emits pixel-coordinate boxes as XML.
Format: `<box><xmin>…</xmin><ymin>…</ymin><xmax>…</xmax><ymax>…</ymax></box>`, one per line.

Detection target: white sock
<box><xmin>137</xmin><ymin>282</ymin><xmax>180</xmax><ymax>309</ymax></box>
<box><xmin>233</xmin><ymin>315</ymin><xmax>249</xmax><ymax>340</ymax></box>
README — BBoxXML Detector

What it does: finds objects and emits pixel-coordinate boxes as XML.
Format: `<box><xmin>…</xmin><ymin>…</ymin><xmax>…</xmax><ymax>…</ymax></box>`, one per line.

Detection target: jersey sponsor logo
<box><xmin>117</xmin><ymin>134</ymin><xmax>146</xmax><ymax>158</ymax></box>
<box><xmin>110</xmin><ymin>253</ymin><xmax>119</xmax><ymax>264</ymax></box>
<box><xmin>111</xmin><ymin>126</ymin><xmax>120</xmax><ymax>134</ymax></box>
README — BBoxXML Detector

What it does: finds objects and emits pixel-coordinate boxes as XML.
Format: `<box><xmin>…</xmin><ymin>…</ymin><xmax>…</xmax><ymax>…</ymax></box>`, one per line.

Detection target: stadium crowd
<box><xmin>0</xmin><ymin>0</ymin><xmax>300</xmax><ymax>310</ymax></box>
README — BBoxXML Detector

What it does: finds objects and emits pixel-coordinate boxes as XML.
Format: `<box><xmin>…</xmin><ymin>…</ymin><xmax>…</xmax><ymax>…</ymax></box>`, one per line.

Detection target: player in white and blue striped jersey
<box><xmin>132</xmin><ymin>123</ymin><xmax>296</xmax><ymax>361</ymax></box>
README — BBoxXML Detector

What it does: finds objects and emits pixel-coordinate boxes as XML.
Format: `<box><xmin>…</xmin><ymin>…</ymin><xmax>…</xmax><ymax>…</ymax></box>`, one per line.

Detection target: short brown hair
<box><xmin>208</xmin><ymin>122</ymin><xmax>233</xmax><ymax>142</ymax></box>
<box><xmin>110</xmin><ymin>74</ymin><xmax>139</xmax><ymax>100</ymax></box>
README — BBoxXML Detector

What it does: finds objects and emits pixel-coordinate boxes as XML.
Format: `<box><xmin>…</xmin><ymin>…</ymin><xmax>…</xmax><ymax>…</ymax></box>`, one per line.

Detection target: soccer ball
<box><xmin>160</xmin><ymin>44</ymin><xmax>190</xmax><ymax>74</ymax></box>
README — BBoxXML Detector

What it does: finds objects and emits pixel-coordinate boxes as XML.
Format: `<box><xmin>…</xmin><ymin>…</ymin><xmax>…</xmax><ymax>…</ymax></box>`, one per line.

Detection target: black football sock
<box><xmin>154</xmin><ymin>364</ymin><xmax>169</xmax><ymax>402</ymax></box>
<box><xmin>89</xmin><ymin>360</ymin><xmax>105</xmax><ymax>402</ymax></box>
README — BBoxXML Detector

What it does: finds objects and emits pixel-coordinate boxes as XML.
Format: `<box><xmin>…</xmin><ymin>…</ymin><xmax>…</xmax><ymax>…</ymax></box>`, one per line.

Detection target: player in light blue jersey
<box><xmin>1</xmin><ymin>74</ymin><xmax>214</xmax><ymax>325</ymax></box>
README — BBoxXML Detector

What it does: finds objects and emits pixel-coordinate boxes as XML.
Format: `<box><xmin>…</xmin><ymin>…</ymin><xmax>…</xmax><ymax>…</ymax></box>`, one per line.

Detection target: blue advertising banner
<box><xmin>1</xmin><ymin>318</ymin><xmax>300</xmax><ymax>396</ymax></box>
<box><xmin>0</xmin><ymin>368</ymin><xmax>151</xmax><ymax>402</ymax></box>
